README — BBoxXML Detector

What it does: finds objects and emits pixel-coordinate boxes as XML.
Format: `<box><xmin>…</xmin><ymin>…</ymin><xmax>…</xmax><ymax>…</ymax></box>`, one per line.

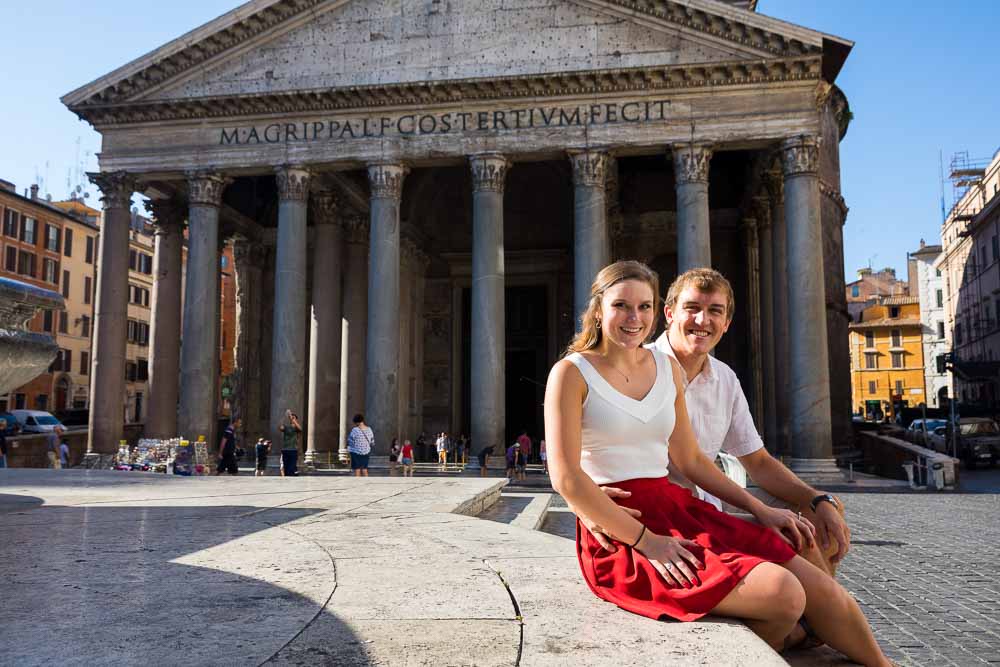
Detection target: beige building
<box><xmin>63</xmin><ymin>0</ymin><xmax>856</xmax><ymax>474</ymax></box>
<box><xmin>938</xmin><ymin>149</ymin><xmax>1000</xmax><ymax>406</ymax></box>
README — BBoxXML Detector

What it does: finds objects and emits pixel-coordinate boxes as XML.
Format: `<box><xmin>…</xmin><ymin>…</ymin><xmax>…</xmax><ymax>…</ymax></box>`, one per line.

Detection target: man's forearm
<box><xmin>744</xmin><ymin>453</ymin><xmax>820</xmax><ymax>508</ymax></box>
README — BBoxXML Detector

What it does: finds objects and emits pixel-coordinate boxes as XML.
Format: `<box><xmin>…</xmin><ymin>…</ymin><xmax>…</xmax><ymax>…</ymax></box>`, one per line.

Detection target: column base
<box><xmin>82</xmin><ymin>453</ymin><xmax>117</xmax><ymax>469</ymax></box>
<box><xmin>338</xmin><ymin>450</ymin><xmax>350</xmax><ymax>465</ymax></box>
<box><xmin>786</xmin><ymin>457</ymin><xmax>846</xmax><ymax>486</ymax></box>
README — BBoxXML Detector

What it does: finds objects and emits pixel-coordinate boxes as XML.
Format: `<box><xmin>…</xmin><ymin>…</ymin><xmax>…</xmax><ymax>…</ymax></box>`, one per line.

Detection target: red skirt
<box><xmin>576</xmin><ymin>476</ymin><xmax>796</xmax><ymax>622</ymax></box>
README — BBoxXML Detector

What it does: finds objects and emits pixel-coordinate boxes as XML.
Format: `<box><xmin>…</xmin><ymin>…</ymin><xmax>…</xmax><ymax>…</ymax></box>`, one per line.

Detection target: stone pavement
<box><xmin>539</xmin><ymin>492</ymin><xmax>1000</xmax><ymax>666</ymax></box>
<box><xmin>1</xmin><ymin>470</ymin><xmax>783</xmax><ymax>667</ymax></box>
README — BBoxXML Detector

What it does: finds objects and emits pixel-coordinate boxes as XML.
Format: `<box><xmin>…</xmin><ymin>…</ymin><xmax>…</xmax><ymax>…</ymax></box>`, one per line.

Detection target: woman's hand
<box><xmin>753</xmin><ymin>505</ymin><xmax>816</xmax><ymax>552</ymax></box>
<box><xmin>571</xmin><ymin>486</ymin><xmax>642</xmax><ymax>552</ymax></box>
<box><xmin>635</xmin><ymin>531</ymin><xmax>704</xmax><ymax>589</ymax></box>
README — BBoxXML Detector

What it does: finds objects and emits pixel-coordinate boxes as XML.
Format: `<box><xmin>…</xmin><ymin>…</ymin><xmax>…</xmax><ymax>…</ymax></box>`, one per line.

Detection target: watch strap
<box><xmin>810</xmin><ymin>493</ymin><xmax>837</xmax><ymax>512</ymax></box>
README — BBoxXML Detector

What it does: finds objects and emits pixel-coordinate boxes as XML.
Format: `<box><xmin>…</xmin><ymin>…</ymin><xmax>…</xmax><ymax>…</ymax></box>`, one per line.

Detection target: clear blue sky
<box><xmin>2</xmin><ymin>1</ymin><xmax>998</xmax><ymax>278</ymax></box>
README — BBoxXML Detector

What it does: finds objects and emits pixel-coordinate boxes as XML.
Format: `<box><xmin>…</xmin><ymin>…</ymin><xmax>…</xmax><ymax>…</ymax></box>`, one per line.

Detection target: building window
<box><xmin>891</xmin><ymin>351</ymin><xmax>903</xmax><ymax>368</ymax></box>
<box><xmin>45</xmin><ymin>224</ymin><xmax>61</xmax><ymax>253</ymax></box>
<box><xmin>63</xmin><ymin>228</ymin><xmax>73</xmax><ymax>257</ymax></box>
<box><xmin>935</xmin><ymin>267</ymin><xmax>941</xmax><ymax>277</ymax></box>
<box><xmin>891</xmin><ymin>329</ymin><xmax>901</xmax><ymax>347</ymax></box>
<box><xmin>85</xmin><ymin>236</ymin><xmax>94</xmax><ymax>264</ymax></box>
<box><xmin>125</xmin><ymin>361</ymin><xmax>138</xmax><ymax>382</ymax></box>
<box><xmin>84</xmin><ymin>276</ymin><xmax>92</xmax><ymax>305</ymax></box>
<box><xmin>851</xmin><ymin>284</ymin><xmax>860</xmax><ymax>298</ymax></box>
<box><xmin>865</xmin><ymin>353</ymin><xmax>877</xmax><ymax>370</ymax></box>
<box><xmin>58</xmin><ymin>311</ymin><xmax>68</xmax><ymax>334</ymax></box>
<box><xmin>129</xmin><ymin>249</ymin><xmax>137</xmax><ymax>271</ymax></box>
<box><xmin>868</xmin><ymin>381</ymin><xmax>877</xmax><ymax>395</ymax></box>
<box><xmin>42</xmin><ymin>258</ymin><xmax>58</xmax><ymax>283</ymax></box>
<box><xmin>4</xmin><ymin>246</ymin><xmax>15</xmax><ymax>271</ymax></box>
<box><xmin>936</xmin><ymin>289</ymin><xmax>943</xmax><ymax>308</ymax></box>
<box><xmin>81</xmin><ymin>315</ymin><xmax>90</xmax><ymax>338</ymax></box>
<box><xmin>14</xmin><ymin>393</ymin><xmax>26</xmax><ymax>409</ymax></box>
<box><xmin>938</xmin><ymin>321</ymin><xmax>945</xmax><ymax>339</ymax></box>
<box><xmin>3</xmin><ymin>209</ymin><xmax>18</xmax><ymax>237</ymax></box>
<box><xmin>61</xmin><ymin>270</ymin><xmax>70</xmax><ymax>298</ymax></box>
<box><xmin>889</xmin><ymin>306</ymin><xmax>900</xmax><ymax>318</ymax></box>
<box><xmin>17</xmin><ymin>250</ymin><xmax>36</xmax><ymax>277</ymax></box>
<box><xmin>865</xmin><ymin>331</ymin><xmax>875</xmax><ymax>348</ymax></box>
<box><xmin>42</xmin><ymin>309</ymin><xmax>53</xmax><ymax>332</ymax></box>
<box><xmin>80</xmin><ymin>351</ymin><xmax>89</xmax><ymax>375</ymax></box>
<box><xmin>137</xmin><ymin>358</ymin><xmax>149</xmax><ymax>381</ymax></box>
<box><xmin>129</xmin><ymin>284</ymin><xmax>150</xmax><ymax>307</ymax></box>
<box><xmin>140</xmin><ymin>253</ymin><xmax>152</xmax><ymax>274</ymax></box>
<box><xmin>895</xmin><ymin>380</ymin><xmax>904</xmax><ymax>395</ymax></box>
<box><xmin>35</xmin><ymin>394</ymin><xmax>48</xmax><ymax>411</ymax></box>
<box><xmin>21</xmin><ymin>217</ymin><xmax>36</xmax><ymax>245</ymax></box>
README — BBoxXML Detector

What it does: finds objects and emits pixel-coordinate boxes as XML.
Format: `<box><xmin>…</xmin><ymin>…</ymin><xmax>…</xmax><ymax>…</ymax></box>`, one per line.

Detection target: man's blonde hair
<box><xmin>664</xmin><ymin>268</ymin><xmax>735</xmax><ymax>321</ymax></box>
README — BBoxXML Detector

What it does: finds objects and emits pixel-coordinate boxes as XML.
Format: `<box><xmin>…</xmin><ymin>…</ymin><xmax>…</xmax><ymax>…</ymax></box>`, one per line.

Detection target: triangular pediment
<box><xmin>63</xmin><ymin>0</ymin><xmax>850</xmax><ymax>122</ymax></box>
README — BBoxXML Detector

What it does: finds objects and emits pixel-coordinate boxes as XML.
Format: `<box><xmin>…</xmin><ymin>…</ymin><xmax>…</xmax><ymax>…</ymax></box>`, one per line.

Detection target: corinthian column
<box><xmin>231</xmin><ymin>238</ymin><xmax>266</xmax><ymax>448</ymax></box>
<box><xmin>754</xmin><ymin>194</ymin><xmax>778</xmax><ymax>451</ymax></box>
<box><xmin>470</xmin><ymin>153</ymin><xmax>509</xmax><ymax>454</ymax></box>
<box><xmin>144</xmin><ymin>197</ymin><xmax>185</xmax><ymax>439</ymax></box>
<box><xmin>85</xmin><ymin>171</ymin><xmax>136</xmax><ymax>463</ymax></box>
<box><xmin>366</xmin><ymin>163</ymin><xmax>408</xmax><ymax>453</ymax></box>
<box><xmin>341</xmin><ymin>215</ymin><xmax>369</xmax><ymax>463</ymax></box>
<box><xmin>782</xmin><ymin>136</ymin><xmax>836</xmax><ymax>475</ymax></box>
<box><xmin>269</xmin><ymin>166</ymin><xmax>311</xmax><ymax>444</ymax></box>
<box><xmin>742</xmin><ymin>217</ymin><xmax>763</xmax><ymax>427</ymax></box>
<box><xmin>307</xmin><ymin>192</ymin><xmax>343</xmax><ymax>465</ymax></box>
<box><xmin>569</xmin><ymin>150</ymin><xmax>609</xmax><ymax>324</ymax></box>
<box><xmin>765</xmin><ymin>168</ymin><xmax>789</xmax><ymax>455</ymax></box>
<box><xmin>673</xmin><ymin>144</ymin><xmax>713</xmax><ymax>272</ymax></box>
<box><xmin>179</xmin><ymin>171</ymin><xmax>229</xmax><ymax>448</ymax></box>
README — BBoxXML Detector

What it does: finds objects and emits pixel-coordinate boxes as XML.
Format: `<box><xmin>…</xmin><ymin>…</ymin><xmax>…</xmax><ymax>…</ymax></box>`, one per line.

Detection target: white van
<box><xmin>10</xmin><ymin>410</ymin><xmax>65</xmax><ymax>434</ymax></box>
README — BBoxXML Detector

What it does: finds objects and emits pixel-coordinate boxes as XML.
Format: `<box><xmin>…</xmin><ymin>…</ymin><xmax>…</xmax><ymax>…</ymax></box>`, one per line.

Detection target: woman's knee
<box><xmin>760</xmin><ymin>565</ymin><xmax>807</xmax><ymax>622</ymax></box>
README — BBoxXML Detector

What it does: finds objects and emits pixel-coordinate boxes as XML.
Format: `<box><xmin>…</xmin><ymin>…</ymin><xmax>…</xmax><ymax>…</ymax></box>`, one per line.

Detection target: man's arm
<box><xmin>739</xmin><ymin>449</ymin><xmax>850</xmax><ymax>562</ymax></box>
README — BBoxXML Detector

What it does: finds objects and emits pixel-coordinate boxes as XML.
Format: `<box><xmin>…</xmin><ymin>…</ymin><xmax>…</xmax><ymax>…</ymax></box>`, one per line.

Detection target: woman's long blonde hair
<box><xmin>564</xmin><ymin>260</ymin><xmax>660</xmax><ymax>356</ymax></box>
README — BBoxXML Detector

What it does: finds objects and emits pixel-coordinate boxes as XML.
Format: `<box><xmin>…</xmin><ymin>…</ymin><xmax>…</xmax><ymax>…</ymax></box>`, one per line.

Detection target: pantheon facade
<box><xmin>64</xmin><ymin>0</ymin><xmax>853</xmax><ymax>472</ymax></box>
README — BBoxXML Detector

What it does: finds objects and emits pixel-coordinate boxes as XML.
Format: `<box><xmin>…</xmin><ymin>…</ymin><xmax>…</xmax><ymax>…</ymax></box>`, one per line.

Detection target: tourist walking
<box><xmin>436</xmin><ymin>432</ymin><xmax>449</xmax><ymax>471</ymax></box>
<box><xmin>347</xmin><ymin>414</ymin><xmax>373</xmax><ymax>477</ymax></box>
<box><xmin>517</xmin><ymin>430</ymin><xmax>532</xmax><ymax>464</ymax></box>
<box><xmin>216</xmin><ymin>418</ymin><xmax>241</xmax><ymax>476</ymax></box>
<box><xmin>279</xmin><ymin>411</ymin><xmax>302</xmax><ymax>477</ymax></box>
<box><xmin>59</xmin><ymin>439</ymin><xmax>70</xmax><ymax>469</ymax></box>
<box><xmin>255</xmin><ymin>438</ymin><xmax>270</xmax><ymax>477</ymax></box>
<box><xmin>389</xmin><ymin>437</ymin><xmax>401</xmax><ymax>476</ymax></box>
<box><xmin>46</xmin><ymin>426</ymin><xmax>63</xmax><ymax>469</ymax></box>
<box><xmin>400</xmin><ymin>439</ymin><xmax>414</xmax><ymax>477</ymax></box>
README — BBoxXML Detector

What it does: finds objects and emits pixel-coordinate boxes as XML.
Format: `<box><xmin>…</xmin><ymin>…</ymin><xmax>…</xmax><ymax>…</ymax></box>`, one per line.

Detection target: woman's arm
<box><xmin>665</xmin><ymin>360</ymin><xmax>815</xmax><ymax>551</ymax></box>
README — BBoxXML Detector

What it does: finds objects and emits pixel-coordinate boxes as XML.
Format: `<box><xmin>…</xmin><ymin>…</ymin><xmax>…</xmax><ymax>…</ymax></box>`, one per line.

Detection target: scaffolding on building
<box><xmin>948</xmin><ymin>151</ymin><xmax>992</xmax><ymax>221</ymax></box>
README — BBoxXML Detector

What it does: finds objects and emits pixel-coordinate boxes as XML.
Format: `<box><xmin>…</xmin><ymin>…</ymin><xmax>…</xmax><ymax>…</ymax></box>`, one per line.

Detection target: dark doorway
<box><xmin>460</xmin><ymin>285</ymin><xmax>549</xmax><ymax>454</ymax></box>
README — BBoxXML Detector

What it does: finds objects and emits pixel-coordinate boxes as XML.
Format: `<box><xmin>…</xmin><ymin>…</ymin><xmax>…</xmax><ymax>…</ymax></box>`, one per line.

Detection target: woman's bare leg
<box><xmin>782</xmin><ymin>556</ymin><xmax>891</xmax><ymax>667</ymax></box>
<box><xmin>710</xmin><ymin>562</ymin><xmax>806</xmax><ymax>650</ymax></box>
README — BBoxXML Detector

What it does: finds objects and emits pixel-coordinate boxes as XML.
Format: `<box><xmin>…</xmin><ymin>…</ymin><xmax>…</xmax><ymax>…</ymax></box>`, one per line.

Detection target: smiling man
<box><xmin>650</xmin><ymin>267</ymin><xmax>850</xmax><ymax>575</ymax></box>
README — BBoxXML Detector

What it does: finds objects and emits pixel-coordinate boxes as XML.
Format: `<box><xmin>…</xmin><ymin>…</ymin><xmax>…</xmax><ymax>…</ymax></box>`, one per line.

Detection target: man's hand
<box><xmin>753</xmin><ymin>505</ymin><xmax>816</xmax><ymax>552</ymax></box>
<box><xmin>814</xmin><ymin>501</ymin><xmax>851</xmax><ymax>563</ymax></box>
<box><xmin>569</xmin><ymin>486</ymin><xmax>642</xmax><ymax>552</ymax></box>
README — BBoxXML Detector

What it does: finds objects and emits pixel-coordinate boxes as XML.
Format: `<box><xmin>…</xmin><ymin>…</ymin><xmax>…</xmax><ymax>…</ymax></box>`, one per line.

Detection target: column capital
<box><xmin>751</xmin><ymin>195</ymin><xmax>772</xmax><ymax>231</ymax></box>
<box><xmin>781</xmin><ymin>135</ymin><xmax>822</xmax><ymax>177</ymax></box>
<box><xmin>310</xmin><ymin>191</ymin><xmax>340</xmax><ymax>226</ymax></box>
<box><xmin>343</xmin><ymin>215</ymin><xmax>370</xmax><ymax>244</ymax></box>
<box><xmin>568</xmin><ymin>150</ymin><xmax>609</xmax><ymax>188</ymax></box>
<box><xmin>187</xmin><ymin>171</ymin><xmax>231</xmax><ymax>207</ymax></box>
<box><xmin>232</xmin><ymin>237</ymin><xmax>267</xmax><ymax>266</ymax></box>
<box><xmin>87</xmin><ymin>171</ymin><xmax>136</xmax><ymax>210</ymax></box>
<box><xmin>275</xmin><ymin>166</ymin><xmax>312</xmax><ymax>202</ymax></box>
<box><xmin>144</xmin><ymin>197</ymin><xmax>186</xmax><ymax>232</ymax></box>
<box><xmin>469</xmin><ymin>153</ymin><xmax>510</xmax><ymax>193</ymax></box>
<box><xmin>672</xmin><ymin>144</ymin><xmax>713</xmax><ymax>185</ymax></box>
<box><xmin>367</xmin><ymin>163</ymin><xmax>408</xmax><ymax>200</ymax></box>
<box><xmin>762</xmin><ymin>167</ymin><xmax>784</xmax><ymax>205</ymax></box>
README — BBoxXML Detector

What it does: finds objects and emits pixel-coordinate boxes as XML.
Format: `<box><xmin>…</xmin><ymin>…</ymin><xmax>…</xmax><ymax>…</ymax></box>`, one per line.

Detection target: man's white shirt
<box><xmin>648</xmin><ymin>333</ymin><xmax>764</xmax><ymax>507</ymax></box>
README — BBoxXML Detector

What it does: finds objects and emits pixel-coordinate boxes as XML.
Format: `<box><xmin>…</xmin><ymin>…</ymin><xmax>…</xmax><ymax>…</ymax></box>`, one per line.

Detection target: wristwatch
<box><xmin>810</xmin><ymin>493</ymin><xmax>838</xmax><ymax>512</ymax></box>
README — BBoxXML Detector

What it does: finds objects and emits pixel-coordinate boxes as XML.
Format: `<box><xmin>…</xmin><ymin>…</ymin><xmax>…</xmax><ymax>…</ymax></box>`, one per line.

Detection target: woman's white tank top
<box><xmin>564</xmin><ymin>349</ymin><xmax>677</xmax><ymax>485</ymax></box>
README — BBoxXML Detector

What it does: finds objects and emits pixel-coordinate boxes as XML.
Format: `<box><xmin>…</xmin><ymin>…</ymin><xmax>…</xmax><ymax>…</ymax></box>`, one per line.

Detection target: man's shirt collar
<box><xmin>651</xmin><ymin>332</ymin><xmax>716</xmax><ymax>384</ymax></box>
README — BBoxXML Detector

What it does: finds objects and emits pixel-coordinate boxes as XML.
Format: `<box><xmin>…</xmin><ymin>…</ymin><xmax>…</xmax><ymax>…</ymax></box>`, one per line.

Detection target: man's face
<box><xmin>665</xmin><ymin>286</ymin><xmax>731</xmax><ymax>357</ymax></box>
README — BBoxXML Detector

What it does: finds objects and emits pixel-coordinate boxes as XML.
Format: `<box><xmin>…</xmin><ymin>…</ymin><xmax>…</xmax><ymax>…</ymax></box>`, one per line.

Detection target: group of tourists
<box><xmin>547</xmin><ymin>261</ymin><xmax>892</xmax><ymax>666</ymax></box>
<box><xmin>218</xmin><ymin>409</ymin><xmax>303</xmax><ymax>477</ymax></box>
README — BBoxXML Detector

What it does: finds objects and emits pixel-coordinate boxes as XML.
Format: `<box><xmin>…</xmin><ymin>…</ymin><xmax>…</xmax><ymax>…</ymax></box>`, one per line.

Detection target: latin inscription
<box><xmin>219</xmin><ymin>100</ymin><xmax>671</xmax><ymax>146</ymax></box>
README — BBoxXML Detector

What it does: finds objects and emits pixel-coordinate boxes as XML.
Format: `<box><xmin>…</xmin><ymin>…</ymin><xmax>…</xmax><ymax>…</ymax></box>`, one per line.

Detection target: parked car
<box><xmin>905</xmin><ymin>419</ymin><xmax>948</xmax><ymax>446</ymax></box>
<box><xmin>0</xmin><ymin>412</ymin><xmax>22</xmax><ymax>436</ymax></box>
<box><xmin>927</xmin><ymin>420</ymin><xmax>996</xmax><ymax>469</ymax></box>
<box><xmin>9</xmin><ymin>410</ymin><xmax>65</xmax><ymax>434</ymax></box>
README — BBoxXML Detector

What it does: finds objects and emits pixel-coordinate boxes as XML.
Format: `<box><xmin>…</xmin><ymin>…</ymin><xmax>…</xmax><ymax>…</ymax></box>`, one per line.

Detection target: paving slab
<box><xmin>0</xmin><ymin>470</ymin><xmax>787</xmax><ymax>666</ymax></box>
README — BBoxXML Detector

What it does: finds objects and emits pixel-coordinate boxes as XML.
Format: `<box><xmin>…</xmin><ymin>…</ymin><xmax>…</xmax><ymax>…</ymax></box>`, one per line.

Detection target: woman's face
<box><xmin>598</xmin><ymin>279</ymin><xmax>656</xmax><ymax>351</ymax></box>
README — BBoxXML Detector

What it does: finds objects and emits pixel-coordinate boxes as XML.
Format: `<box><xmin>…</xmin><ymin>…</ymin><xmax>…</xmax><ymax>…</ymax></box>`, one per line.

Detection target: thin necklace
<box><xmin>607</xmin><ymin>352</ymin><xmax>643</xmax><ymax>384</ymax></box>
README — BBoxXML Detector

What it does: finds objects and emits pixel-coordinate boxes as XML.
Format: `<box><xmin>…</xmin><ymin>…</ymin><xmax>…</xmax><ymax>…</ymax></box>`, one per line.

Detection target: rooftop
<box><xmin>849</xmin><ymin>317</ymin><xmax>922</xmax><ymax>329</ymax></box>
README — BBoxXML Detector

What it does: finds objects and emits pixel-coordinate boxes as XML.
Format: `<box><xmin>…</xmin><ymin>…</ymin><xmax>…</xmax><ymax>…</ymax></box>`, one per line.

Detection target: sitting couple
<box><xmin>545</xmin><ymin>261</ymin><xmax>891</xmax><ymax>665</ymax></box>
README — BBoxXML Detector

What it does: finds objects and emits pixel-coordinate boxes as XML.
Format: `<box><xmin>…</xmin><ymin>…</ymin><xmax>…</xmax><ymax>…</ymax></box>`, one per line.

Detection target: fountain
<box><xmin>0</xmin><ymin>276</ymin><xmax>65</xmax><ymax>398</ymax></box>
